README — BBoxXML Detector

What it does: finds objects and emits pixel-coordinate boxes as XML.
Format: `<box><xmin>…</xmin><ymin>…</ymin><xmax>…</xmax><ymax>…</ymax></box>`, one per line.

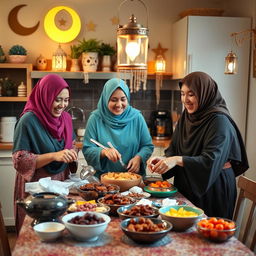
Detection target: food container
<box><xmin>0</xmin><ymin>116</ymin><xmax>17</xmax><ymax>142</ymax></box>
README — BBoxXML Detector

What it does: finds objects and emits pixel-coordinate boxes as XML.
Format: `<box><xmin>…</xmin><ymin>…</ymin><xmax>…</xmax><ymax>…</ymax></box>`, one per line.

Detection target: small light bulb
<box><xmin>125</xmin><ymin>41</ymin><xmax>140</xmax><ymax>61</ymax></box>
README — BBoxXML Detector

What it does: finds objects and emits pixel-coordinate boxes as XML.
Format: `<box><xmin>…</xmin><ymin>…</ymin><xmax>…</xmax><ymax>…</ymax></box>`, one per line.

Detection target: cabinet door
<box><xmin>172</xmin><ymin>16</ymin><xmax>251</xmax><ymax>138</ymax></box>
<box><xmin>0</xmin><ymin>152</ymin><xmax>16</xmax><ymax>226</ymax></box>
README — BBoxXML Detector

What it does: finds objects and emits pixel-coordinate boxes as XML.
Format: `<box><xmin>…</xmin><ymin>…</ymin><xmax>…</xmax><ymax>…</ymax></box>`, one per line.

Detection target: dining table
<box><xmin>12</xmin><ymin>191</ymin><xmax>255</xmax><ymax>256</ymax></box>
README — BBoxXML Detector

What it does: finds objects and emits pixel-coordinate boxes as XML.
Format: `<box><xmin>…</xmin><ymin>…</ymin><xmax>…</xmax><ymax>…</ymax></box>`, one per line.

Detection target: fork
<box><xmin>107</xmin><ymin>141</ymin><xmax>127</xmax><ymax>169</ymax></box>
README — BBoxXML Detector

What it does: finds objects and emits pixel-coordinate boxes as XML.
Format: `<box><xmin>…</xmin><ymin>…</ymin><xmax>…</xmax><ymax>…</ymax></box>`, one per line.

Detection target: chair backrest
<box><xmin>0</xmin><ymin>202</ymin><xmax>11</xmax><ymax>256</ymax></box>
<box><xmin>233</xmin><ymin>175</ymin><xmax>256</xmax><ymax>251</ymax></box>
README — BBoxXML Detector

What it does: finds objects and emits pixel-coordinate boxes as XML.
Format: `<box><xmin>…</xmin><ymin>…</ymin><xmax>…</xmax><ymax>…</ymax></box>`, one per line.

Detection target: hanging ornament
<box><xmin>155</xmin><ymin>54</ymin><xmax>166</xmax><ymax>106</ymax></box>
<box><xmin>116</xmin><ymin>0</ymin><xmax>149</xmax><ymax>92</ymax></box>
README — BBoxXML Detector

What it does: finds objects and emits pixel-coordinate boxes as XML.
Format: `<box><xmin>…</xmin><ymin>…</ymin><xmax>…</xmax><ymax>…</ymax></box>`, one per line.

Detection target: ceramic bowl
<box><xmin>62</xmin><ymin>211</ymin><xmax>111</xmax><ymax>242</ymax></box>
<box><xmin>101</xmin><ymin>172</ymin><xmax>142</xmax><ymax>192</ymax></box>
<box><xmin>97</xmin><ymin>194</ymin><xmax>137</xmax><ymax>216</ymax></box>
<box><xmin>120</xmin><ymin>217</ymin><xmax>172</xmax><ymax>244</ymax></box>
<box><xmin>196</xmin><ymin>217</ymin><xmax>237</xmax><ymax>242</ymax></box>
<box><xmin>117</xmin><ymin>204</ymin><xmax>159</xmax><ymax>220</ymax></box>
<box><xmin>159</xmin><ymin>205</ymin><xmax>204</xmax><ymax>231</ymax></box>
<box><xmin>143</xmin><ymin>175</ymin><xmax>163</xmax><ymax>186</ymax></box>
<box><xmin>77</xmin><ymin>183</ymin><xmax>120</xmax><ymax>201</ymax></box>
<box><xmin>33</xmin><ymin>222</ymin><xmax>65</xmax><ymax>242</ymax></box>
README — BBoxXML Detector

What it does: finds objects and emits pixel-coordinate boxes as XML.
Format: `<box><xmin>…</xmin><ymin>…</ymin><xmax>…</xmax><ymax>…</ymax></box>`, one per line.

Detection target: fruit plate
<box><xmin>144</xmin><ymin>186</ymin><xmax>178</xmax><ymax>198</ymax></box>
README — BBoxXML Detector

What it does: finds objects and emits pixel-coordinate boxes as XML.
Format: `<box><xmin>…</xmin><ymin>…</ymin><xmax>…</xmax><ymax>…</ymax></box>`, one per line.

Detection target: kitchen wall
<box><xmin>0</xmin><ymin>0</ymin><xmax>254</xmax><ymax>171</ymax></box>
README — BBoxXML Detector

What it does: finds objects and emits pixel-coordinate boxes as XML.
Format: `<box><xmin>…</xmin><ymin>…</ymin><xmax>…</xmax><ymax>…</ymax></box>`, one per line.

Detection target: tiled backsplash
<box><xmin>0</xmin><ymin>78</ymin><xmax>182</xmax><ymax>132</ymax></box>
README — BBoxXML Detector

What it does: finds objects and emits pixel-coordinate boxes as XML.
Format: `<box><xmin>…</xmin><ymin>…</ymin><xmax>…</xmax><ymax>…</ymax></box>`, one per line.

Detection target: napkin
<box><xmin>25</xmin><ymin>177</ymin><xmax>75</xmax><ymax>196</ymax></box>
<box><xmin>162</xmin><ymin>198</ymin><xmax>177</xmax><ymax>206</ymax></box>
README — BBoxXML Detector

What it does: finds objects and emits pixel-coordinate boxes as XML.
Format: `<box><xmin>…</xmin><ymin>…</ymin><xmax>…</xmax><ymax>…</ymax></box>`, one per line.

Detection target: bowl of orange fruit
<box><xmin>144</xmin><ymin>180</ymin><xmax>178</xmax><ymax>197</ymax></box>
<box><xmin>196</xmin><ymin>217</ymin><xmax>237</xmax><ymax>242</ymax></box>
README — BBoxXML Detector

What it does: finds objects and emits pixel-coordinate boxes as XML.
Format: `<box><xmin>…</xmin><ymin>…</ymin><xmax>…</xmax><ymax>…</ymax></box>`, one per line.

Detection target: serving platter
<box><xmin>144</xmin><ymin>186</ymin><xmax>178</xmax><ymax>198</ymax></box>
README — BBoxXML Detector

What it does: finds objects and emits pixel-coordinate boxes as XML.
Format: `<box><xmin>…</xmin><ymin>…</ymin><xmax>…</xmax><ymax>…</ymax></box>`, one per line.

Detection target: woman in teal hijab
<box><xmin>82</xmin><ymin>78</ymin><xmax>154</xmax><ymax>177</ymax></box>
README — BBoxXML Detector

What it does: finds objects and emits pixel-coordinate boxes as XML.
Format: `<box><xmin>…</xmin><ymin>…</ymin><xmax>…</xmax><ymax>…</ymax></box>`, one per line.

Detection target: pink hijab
<box><xmin>21</xmin><ymin>74</ymin><xmax>73</xmax><ymax>149</ymax></box>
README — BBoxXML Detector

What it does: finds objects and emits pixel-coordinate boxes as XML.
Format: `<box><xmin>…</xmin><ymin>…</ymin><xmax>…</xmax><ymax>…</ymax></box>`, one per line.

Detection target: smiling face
<box><xmin>51</xmin><ymin>88</ymin><xmax>70</xmax><ymax>117</ymax></box>
<box><xmin>180</xmin><ymin>84</ymin><xmax>199</xmax><ymax>114</ymax></box>
<box><xmin>108</xmin><ymin>88</ymin><xmax>128</xmax><ymax>115</ymax></box>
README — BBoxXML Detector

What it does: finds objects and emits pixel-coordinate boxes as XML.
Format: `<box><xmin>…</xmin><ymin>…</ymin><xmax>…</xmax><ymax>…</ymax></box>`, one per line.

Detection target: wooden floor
<box><xmin>7</xmin><ymin>228</ymin><xmax>17</xmax><ymax>252</ymax></box>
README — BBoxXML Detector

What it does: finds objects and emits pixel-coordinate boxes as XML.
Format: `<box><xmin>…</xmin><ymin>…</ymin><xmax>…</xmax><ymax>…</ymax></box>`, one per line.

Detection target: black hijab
<box><xmin>176</xmin><ymin>71</ymin><xmax>249</xmax><ymax>176</ymax></box>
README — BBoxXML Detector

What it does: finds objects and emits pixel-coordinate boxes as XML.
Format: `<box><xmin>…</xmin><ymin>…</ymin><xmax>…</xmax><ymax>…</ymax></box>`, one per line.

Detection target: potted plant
<box><xmin>99</xmin><ymin>43</ymin><xmax>116</xmax><ymax>71</ymax></box>
<box><xmin>69</xmin><ymin>45</ymin><xmax>81</xmax><ymax>72</ymax></box>
<box><xmin>1</xmin><ymin>77</ymin><xmax>17</xmax><ymax>96</ymax></box>
<box><xmin>77</xmin><ymin>38</ymin><xmax>101</xmax><ymax>72</ymax></box>
<box><xmin>0</xmin><ymin>46</ymin><xmax>6</xmax><ymax>63</ymax></box>
<box><xmin>8</xmin><ymin>45</ymin><xmax>27</xmax><ymax>63</ymax></box>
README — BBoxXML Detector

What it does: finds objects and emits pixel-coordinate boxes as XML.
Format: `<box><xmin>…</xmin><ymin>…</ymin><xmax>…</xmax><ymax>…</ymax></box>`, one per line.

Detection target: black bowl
<box><xmin>120</xmin><ymin>217</ymin><xmax>172</xmax><ymax>244</ymax></box>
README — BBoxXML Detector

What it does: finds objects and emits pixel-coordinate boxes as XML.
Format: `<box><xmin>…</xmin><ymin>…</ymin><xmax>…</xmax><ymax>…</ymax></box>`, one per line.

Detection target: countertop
<box><xmin>0</xmin><ymin>139</ymin><xmax>171</xmax><ymax>151</ymax></box>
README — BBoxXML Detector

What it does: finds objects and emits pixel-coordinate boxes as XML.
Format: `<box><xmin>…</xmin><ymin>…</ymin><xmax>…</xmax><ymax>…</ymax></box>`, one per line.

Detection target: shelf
<box><xmin>31</xmin><ymin>71</ymin><xmax>133</xmax><ymax>80</ymax></box>
<box><xmin>31</xmin><ymin>71</ymin><xmax>173</xmax><ymax>80</ymax></box>
<box><xmin>0</xmin><ymin>63</ymin><xmax>32</xmax><ymax>102</ymax></box>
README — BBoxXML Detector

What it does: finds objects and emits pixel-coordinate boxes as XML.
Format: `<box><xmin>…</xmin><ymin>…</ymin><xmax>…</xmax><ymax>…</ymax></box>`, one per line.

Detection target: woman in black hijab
<box><xmin>147</xmin><ymin>71</ymin><xmax>249</xmax><ymax>219</ymax></box>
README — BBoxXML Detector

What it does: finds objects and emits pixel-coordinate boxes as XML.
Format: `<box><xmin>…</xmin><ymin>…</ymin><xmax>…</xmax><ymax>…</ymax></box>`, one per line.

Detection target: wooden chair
<box><xmin>0</xmin><ymin>202</ymin><xmax>11</xmax><ymax>256</ymax></box>
<box><xmin>233</xmin><ymin>175</ymin><xmax>256</xmax><ymax>251</ymax></box>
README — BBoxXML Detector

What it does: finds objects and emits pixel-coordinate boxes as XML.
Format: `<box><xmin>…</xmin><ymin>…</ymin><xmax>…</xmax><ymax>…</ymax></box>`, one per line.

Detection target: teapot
<box><xmin>17</xmin><ymin>192</ymin><xmax>74</xmax><ymax>226</ymax></box>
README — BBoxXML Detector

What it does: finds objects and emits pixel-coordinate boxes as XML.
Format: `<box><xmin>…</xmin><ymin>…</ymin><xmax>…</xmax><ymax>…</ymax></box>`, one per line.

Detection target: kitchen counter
<box><xmin>0</xmin><ymin>139</ymin><xmax>171</xmax><ymax>151</ymax></box>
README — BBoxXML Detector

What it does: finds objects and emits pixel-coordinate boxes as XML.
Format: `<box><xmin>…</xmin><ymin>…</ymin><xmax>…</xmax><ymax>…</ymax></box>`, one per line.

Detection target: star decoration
<box><xmin>152</xmin><ymin>43</ymin><xmax>168</xmax><ymax>59</ymax></box>
<box><xmin>110</xmin><ymin>16</ymin><xmax>119</xmax><ymax>25</ymax></box>
<box><xmin>86</xmin><ymin>21</ymin><xmax>97</xmax><ymax>31</ymax></box>
<box><xmin>58</xmin><ymin>18</ymin><xmax>67</xmax><ymax>26</ymax></box>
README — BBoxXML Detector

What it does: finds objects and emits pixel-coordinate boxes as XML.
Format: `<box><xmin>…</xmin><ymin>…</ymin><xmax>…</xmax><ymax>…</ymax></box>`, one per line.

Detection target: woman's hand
<box><xmin>101</xmin><ymin>148</ymin><xmax>121</xmax><ymax>162</ymax></box>
<box><xmin>54</xmin><ymin>149</ymin><xmax>78</xmax><ymax>163</ymax></box>
<box><xmin>147</xmin><ymin>156</ymin><xmax>182</xmax><ymax>174</ymax></box>
<box><xmin>127</xmin><ymin>155</ymin><xmax>141</xmax><ymax>173</ymax></box>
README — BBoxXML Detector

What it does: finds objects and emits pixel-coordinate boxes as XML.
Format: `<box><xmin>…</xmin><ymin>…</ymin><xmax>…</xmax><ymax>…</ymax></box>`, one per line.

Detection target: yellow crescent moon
<box><xmin>8</xmin><ymin>4</ymin><xmax>40</xmax><ymax>36</ymax></box>
<box><xmin>44</xmin><ymin>6</ymin><xmax>81</xmax><ymax>43</ymax></box>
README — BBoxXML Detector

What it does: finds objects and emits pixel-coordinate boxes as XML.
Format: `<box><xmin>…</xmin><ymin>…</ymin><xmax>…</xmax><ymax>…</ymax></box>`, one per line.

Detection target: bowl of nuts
<box><xmin>120</xmin><ymin>217</ymin><xmax>172</xmax><ymax>243</ymax></box>
<box><xmin>77</xmin><ymin>183</ymin><xmax>120</xmax><ymax>201</ymax></box>
<box><xmin>62</xmin><ymin>211</ymin><xmax>111</xmax><ymax>242</ymax></box>
<box><xmin>101</xmin><ymin>172</ymin><xmax>142</xmax><ymax>192</ymax></box>
<box><xmin>97</xmin><ymin>193</ymin><xmax>136</xmax><ymax>216</ymax></box>
<box><xmin>117</xmin><ymin>204</ymin><xmax>159</xmax><ymax>220</ymax></box>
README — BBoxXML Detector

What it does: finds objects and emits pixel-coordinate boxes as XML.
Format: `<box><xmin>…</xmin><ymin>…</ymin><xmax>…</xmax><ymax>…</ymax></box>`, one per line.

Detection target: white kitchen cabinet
<box><xmin>172</xmin><ymin>16</ymin><xmax>251</xmax><ymax>138</ymax></box>
<box><xmin>0</xmin><ymin>150</ymin><xmax>16</xmax><ymax>226</ymax></box>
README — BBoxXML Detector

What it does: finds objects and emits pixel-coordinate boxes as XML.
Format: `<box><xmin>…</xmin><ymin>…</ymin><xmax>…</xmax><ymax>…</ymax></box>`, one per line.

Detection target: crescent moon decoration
<box><xmin>44</xmin><ymin>6</ymin><xmax>81</xmax><ymax>43</ymax></box>
<box><xmin>8</xmin><ymin>4</ymin><xmax>40</xmax><ymax>36</ymax></box>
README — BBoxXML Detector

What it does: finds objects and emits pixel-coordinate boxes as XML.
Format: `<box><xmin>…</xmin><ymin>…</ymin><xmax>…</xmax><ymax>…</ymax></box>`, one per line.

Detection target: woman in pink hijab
<box><xmin>12</xmin><ymin>74</ymin><xmax>78</xmax><ymax>233</ymax></box>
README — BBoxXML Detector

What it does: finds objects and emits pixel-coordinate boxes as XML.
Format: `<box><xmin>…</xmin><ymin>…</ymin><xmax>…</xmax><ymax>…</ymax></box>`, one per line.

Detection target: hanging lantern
<box><xmin>117</xmin><ymin>0</ymin><xmax>149</xmax><ymax>92</ymax></box>
<box><xmin>52</xmin><ymin>44</ymin><xmax>67</xmax><ymax>71</ymax></box>
<box><xmin>224</xmin><ymin>50</ymin><xmax>237</xmax><ymax>74</ymax></box>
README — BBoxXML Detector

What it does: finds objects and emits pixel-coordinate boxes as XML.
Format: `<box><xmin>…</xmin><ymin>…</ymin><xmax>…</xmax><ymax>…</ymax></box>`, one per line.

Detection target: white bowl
<box><xmin>33</xmin><ymin>222</ymin><xmax>65</xmax><ymax>241</ymax></box>
<box><xmin>62</xmin><ymin>211</ymin><xmax>111</xmax><ymax>241</ymax></box>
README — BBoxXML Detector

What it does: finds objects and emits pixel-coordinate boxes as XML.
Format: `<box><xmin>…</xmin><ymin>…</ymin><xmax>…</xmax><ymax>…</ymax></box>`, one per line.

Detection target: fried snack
<box><xmin>104</xmin><ymin>172</ymin><xmax>139</xmax><ymax>180</ymax></box>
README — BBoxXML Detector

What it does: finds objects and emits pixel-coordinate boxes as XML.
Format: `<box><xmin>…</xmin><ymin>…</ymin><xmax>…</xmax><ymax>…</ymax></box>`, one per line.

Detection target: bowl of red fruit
<box><xmin>196</xmin><ymin>217</ymin><xmax>237</xmax><ymax>243</ymax></box>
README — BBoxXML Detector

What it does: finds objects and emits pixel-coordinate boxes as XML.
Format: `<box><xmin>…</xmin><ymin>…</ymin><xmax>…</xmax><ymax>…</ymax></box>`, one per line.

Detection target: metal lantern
<box><xmin>117</xmin><ymin>0</ymin><xmax>149</xmax><ymax>92</ymax></box>
<box><xmin>224</xmin><ymin>51</ymin><xmax>237</xmax><ymax>74</ymax></box>
<box><xmin>52</xmin><ymin>44</ymin><xmax>67</xmax><ymax>71</ymax></box>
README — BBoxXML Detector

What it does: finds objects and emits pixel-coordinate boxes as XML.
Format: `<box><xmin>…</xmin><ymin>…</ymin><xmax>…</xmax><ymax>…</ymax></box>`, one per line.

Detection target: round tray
<box><xmin>144</xmin><ymin>186</ymin><xmax>178</xmax><ymax>198</ymax></box>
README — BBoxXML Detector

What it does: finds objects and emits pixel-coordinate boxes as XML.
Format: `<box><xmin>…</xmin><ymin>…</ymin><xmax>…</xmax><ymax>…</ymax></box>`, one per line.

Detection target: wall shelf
<box><xmin>31</xmin><ymin>71</ymin><xmax>133</xmax><ymax>80</ymax></box>
<box><xmin>0</xmin><ymin>63</ymin><xmax>32</xmax><ymax>102</ymax></box>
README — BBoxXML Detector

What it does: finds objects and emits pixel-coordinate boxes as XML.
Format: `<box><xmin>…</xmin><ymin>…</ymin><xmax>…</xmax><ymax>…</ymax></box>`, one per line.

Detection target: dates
<box><xmin>123</xmin><ymin>205</ymin><xmax>156</xmax><ymax>216</ymax></box>
<box><xmin>100</xmin><ymin>193</ymin><xmax>135</xmax><ymax>205</ymax></box>
<box><xmin>79</xmin><ymin>183</ymin><xmax>117</xmax><ymax>193</ymax></box>
<box><xmin>68</xmin><ymin>212</ymin><xmax>105</xmax><ymax>225</ymax></box>
<box><xmin>127</xmin><ymin>217</ymin><xmax>166</xmax><ymax>232</ymax></box>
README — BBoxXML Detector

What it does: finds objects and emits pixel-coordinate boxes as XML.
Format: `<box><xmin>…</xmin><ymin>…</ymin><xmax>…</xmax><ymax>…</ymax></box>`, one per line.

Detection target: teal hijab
<box><xmin>93</xmin><ymin>78</ymin><xmax>140</xmax><ymax>127</ymax></box>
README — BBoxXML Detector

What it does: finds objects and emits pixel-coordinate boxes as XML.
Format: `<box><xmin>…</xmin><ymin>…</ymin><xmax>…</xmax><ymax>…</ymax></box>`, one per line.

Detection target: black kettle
<box><xmin>17</xmin><ymin>192</ymin><xmax>74</xmax><ymax>226</ymax></box>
